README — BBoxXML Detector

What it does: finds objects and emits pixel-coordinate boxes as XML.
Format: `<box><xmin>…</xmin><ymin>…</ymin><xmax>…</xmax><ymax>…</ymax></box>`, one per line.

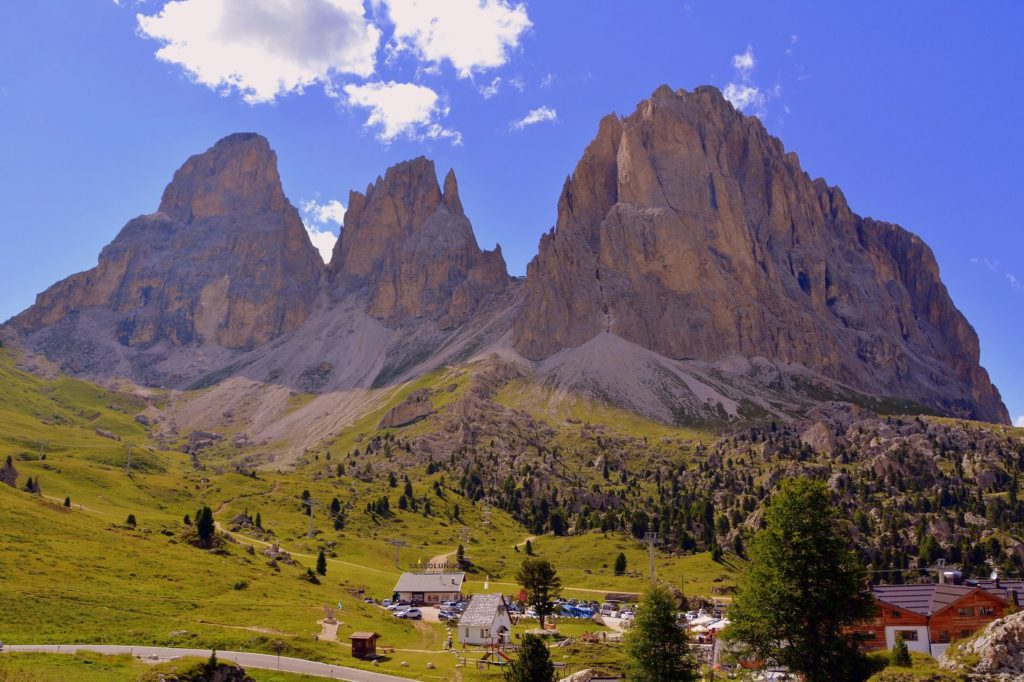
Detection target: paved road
<box><xmin>1</xmin><ymin>645</ymin><xmax>420</xmax><ymax>681</ymax></box>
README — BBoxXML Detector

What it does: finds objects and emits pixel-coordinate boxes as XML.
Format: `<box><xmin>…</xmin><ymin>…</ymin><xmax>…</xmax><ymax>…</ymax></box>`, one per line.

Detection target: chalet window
<box><xmin>937</xmin><ymin>631</ymin><xmax>950</xmax><ymax>643</ymax></box>
<box><xmin>979</xmin><ymin>606</ymin><xmax>995</xmax><ymax>616</ymax></box>
<box><xmin>957</xmin><ymin>607</ymin><xmax>975</xmax><ymax>617</ymax></box>
<box><xmin>896</xmin><ymin>630</ymin><xmax>919</xmax><ymax>641</ymax></box>
<box><xmin>890</xmin><ymin>610</ymin><xmax>901</xmax><ymax>618</ymax></box>
<box><xmin>960</xmin><ymin>629</ymin><xmax>971</xmax><ymax>639</ymax></box>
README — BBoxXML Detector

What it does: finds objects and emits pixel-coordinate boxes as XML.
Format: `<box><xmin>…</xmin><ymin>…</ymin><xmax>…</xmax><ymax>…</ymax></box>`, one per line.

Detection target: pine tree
<box><xmin>890</xmin><ymin>633</ymin><xmax>911</xmax><ymax>667</ymax></box>
<box><xmin>255</xmin><ymin>511</ymin><xmax>262</xmax><ymax>529</ymax></box>
<box><xmin>64</xmin><ymin>496</ymin><xmax>71</xmax><ymax>508</ymax></box>
<box><xmin>504</xmin><ymin>634</ymin><xmax>554</xmax><ymax>682</ymax></box>
<box><xmin>316</xmin><ymin>549</ymin><xmax>328</xmax><ymax>576</ymax></box>
<box><xmin>614</xmin><ymin>552</ymin><xmax>627</xmax><ymax>575</ymax></box>
<box><xmin>624</xmin><ymin>584</ymin><xmax>698</xmax><ymax>682</ymax></box>
<box><xmin>516</xmin><ymin>558</ymin><xmax>561</xmax><ymax>630</ymax></box>
<box><xmin>126</xmin><ymin>513</ymin><xmax>137</xmax><ymax>527</ymax></box>
<box><xmin>195</xmin><ymin>505</ymin><xmax>215</xmax><ymax>547</ymax></box>
<box><xmin>525</xmin><ymin>539</ymin><xmax>533</xmax><ymax>555</ymax></box>
<box><xmin>0</xmin><ymin>455</ymin><xmax>18</xmax><ymax>488</ymax></box>
<box><xmin>723</xmin><ymin>478</ymin><xmax>873</xmax><ymax>681</ymax></box>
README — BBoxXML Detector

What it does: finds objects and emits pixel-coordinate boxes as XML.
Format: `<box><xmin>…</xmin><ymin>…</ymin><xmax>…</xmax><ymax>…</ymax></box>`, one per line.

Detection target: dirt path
<box><xmin>513</xmin><ymin>535</ymin><xmax>537</xmax><ymax>549</ymax></box>
<box><xmin>426</xmin><ymin>551</ymin><xmax>451</xmax><ymax>571</ymax></box>
<box><xmin>214</xmin><ymin>522</ymin><xmax>395</xmax><ymax>575</ymax></box>
<box><xmin>42</xmin><ymin>495</ymin><xmax>110</xmax><ymax>515</ymax></box>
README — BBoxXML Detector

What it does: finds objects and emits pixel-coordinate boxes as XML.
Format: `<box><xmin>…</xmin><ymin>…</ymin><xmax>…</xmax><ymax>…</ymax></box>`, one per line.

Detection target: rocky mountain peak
<box><xmin>11</xmin><ymin>133</ymin><xmax>322</xmax><ymax>366</ymax></box>
<box><xmin>442</xmin><ymin>168</ymin><xmax>463</xmax><ymax>216</ymax></box>
<box><xmin>158</xmin><ymin>133</ymin><xmax>288</xmax><ymax>221</ymax></box>
<box><xmin>514</xmin><ymin>85</ymin><xmax>1008</xmax><ymax>423</ymax></box>
<box><xmin>330</xmin><ymin>157</ymin><xmax>508</xmax><ymax>327</ymax></box>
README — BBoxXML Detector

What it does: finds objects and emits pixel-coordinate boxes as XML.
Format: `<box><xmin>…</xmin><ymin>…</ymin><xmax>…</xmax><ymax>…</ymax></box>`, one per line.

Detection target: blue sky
<box><xmin>0</xmin><ymin>1</ymin><xmax>1021</xmax><ymax>424</ymax></box>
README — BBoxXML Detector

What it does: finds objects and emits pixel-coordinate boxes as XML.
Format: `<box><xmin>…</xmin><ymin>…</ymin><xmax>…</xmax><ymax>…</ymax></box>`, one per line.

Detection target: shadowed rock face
<box><xmin>513</xmin><ymin>85</ymin><xmax>1008</xmax><ymax>423</ymax></box>
<box><xmin>329</xmin><ymin>157</ymin><xmax>509</xmax><ymax>328</ymax></box>
<box><xmin>12</xmin><ymin>133</ymin><xmax>324</xmax><ymax>350</ymax></box>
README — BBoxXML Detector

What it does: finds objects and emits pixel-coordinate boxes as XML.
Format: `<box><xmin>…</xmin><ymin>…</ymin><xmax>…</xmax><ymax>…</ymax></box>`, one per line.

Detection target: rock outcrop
<box><xmin>943</xmin><ymin>610</ymin><xmax>1024</xmax><ymax>679</ymax></box>
<box><xmin>329</xmin><ymin>157</ymin><xmax>509</xmax><ymax>328</ymax></box>
<box><xmin>378</xmin><ymin>389</ymin><xmax>435</xmax><ymax>429</ymax></box>
<box><xmin>11</xmin><ymin>133</ymin><xmax>323</xmax><ymax>351</ymax></box>
<box><xmin>513</xmin><ymin>85</ymin><xmax>1008</xmax><ymax>423</ymax></box>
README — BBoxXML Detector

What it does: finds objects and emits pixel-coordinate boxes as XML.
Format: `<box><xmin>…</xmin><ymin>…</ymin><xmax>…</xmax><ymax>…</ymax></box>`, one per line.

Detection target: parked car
<box><xmin>395</xmin><ymin>608</ymin><xmax>422</xmax><ymax>620</ymax></box>
<box><xmin>438</xmin><ymin>609</ymin><xmax>458</xmax><ymax>621</ymax></box>
<box><xmin>388</xmin><ymin>601</ymin><xmax>411</xmax><ymax>612</ymax></box>
<box><xmin>382</xmin><ymin>599</ymin><xmax>392</xmax><ymax>607</ymax></box>
<box><xmin>364</xmin><ymin>597</ymin><xmax>375</xmax><ymax>604</ymax></box>
<box><xmin>620</xmin><ymin>610</ymin><xmax>635</xmax><ymax>621</ymax></box>
<box><xmin>525</xmin><ymin>607</ymin><xmax>538</xmax><ymax>618</ymax></box>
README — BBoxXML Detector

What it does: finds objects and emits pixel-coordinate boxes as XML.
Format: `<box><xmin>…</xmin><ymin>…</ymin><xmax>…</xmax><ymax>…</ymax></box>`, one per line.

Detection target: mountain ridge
<box><xmin>5</xmin><ymin>85</ymin><xmax>1009</xmax><ymax>428</ymax></box>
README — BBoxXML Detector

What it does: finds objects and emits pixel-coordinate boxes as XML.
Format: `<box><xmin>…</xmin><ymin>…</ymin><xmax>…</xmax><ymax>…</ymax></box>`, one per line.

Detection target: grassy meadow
<box><xmin>0</xmin><ymin>349</ymin><xmax>741</xmax><ymax>679</ymax></box>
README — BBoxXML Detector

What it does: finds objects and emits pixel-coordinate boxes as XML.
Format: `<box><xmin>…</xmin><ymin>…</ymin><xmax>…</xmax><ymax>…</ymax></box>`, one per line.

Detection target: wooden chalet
<box><xmin>860</xmin><ymin>582</ymin><xmax>1011</xmax><ymax>657</ymax></box>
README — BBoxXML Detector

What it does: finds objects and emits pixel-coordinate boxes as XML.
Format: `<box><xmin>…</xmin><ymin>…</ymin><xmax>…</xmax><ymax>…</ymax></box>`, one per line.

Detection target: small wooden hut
<box><xmin>349</xmin><ymin>631</ymin><xmax>381</xmax><ymax>659</ymax></box>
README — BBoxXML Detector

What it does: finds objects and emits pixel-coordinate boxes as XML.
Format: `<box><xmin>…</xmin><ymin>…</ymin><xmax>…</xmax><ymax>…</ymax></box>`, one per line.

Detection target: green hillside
<box><xmin>0</xmin><ymin>350</ymin><xmax>739</xmax><ymax>680</ymax></box>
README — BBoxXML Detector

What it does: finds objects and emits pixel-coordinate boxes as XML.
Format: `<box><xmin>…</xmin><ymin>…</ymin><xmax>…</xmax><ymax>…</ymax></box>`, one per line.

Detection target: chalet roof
<box><xmin>970</xmin><ymin>579</ymin><xmax>1024</xmax><ymax>602</ymax></box>
<box><xmin>393</xmin><ymin>572</ymin><xmax>465</xmax><ymax>593</ymax></box>
<box><xmin>872</xmin><ymin>583</ymin><xmax>992</xmax><ymax>616</ymax></box>
<box><xmin>459</xmin><ymin>593</ymin><xmax>507</xmax><ymax>627</ymax></box>
<box><xmin>349</xmin><ymin>632</ymin><xmax>380</xmax><ymax>640</ymax></box>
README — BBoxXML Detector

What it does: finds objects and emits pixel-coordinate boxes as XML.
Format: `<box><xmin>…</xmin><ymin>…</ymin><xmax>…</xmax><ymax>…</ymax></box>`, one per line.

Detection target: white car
<box><xmin>395</xmin><ymin>608</ymin><xmax>422</xmax><ymax>620</ymax></box>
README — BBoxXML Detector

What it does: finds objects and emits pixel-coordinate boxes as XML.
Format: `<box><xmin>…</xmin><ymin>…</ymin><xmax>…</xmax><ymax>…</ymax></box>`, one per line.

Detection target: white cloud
<box><xmin>479</xmin><ymin>77</ymin><xmax>502</xmax><ymax>99</ymax></box>
<box><xmin>970</xmin><ymin>257</ymin><xmax>1024</xmax><ymax>292</ymax></box>
<box><xmin>1015</xmin><ymin>416</ymin><xmax>1024</xmax><ymax>428</ymax></box>
<box><xmin>478</xmin><ymin>75</ymin><xmax>524</xmax><ymax>99</ymax></box>
<box><xmin>723</xmin><ymin>83</ymin><xmax>765</xmax><ymax>112</ymax></box>
<box><xmin>382</xmin><ymin>0</ymin><xmax>531</xmax><ymax>78</ymax></box>
<box><xmin>306</xmin><ymin>226</ymin><xmax>339</xmax><ymax>264</ymax></box>
<box><xmin>342</xmin><ymin>81</ymin><xmax>462</xmax><ymax>144</ymax></box>
<box><xmin>540</xmin><ymin>72</ymin><xmax>555</xmax><ymax>88</ymax></box>
<box><xmin>301</xmin><ymin>198</ymin><xmax>346</xmax><ymax>225</ymax></box>
<box><xmin>299</xmin><ymin>199</ymin><xmax>344</xmax><ymax>264</ymax></box>
<box><xmin>137</xmin><ymin>0</ymin><xmax>381</xmax><ymax>104</ymax></box>
<box><xmin>724</xmin><ymin>44</ymin><xmax>775</xmax><ymax>116</ymax></box>
<box><xmin>510</xmin><ymin>106</ymin><xmax>557</xmax><ymax>130</ymax></box>
<box><xmin>732</xmin><ymin>44</ymin><xmax>755</xmax><ymax>74</ymax></box>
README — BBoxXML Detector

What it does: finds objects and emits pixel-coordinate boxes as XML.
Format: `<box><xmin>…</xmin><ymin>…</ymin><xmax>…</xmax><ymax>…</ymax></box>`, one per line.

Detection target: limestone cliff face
<box><xmin>329</xmin><ymin>157</ymin><xmax>509</xmax><ymax>328</ymax></box>
<box><xmin>513</xmin><ymin>85</ymin><xmax>1008</xmax><ymax>423</ymax></box>
<box><xmin>12</xmin><ymin>134</ymin><xmax>323</xmax><ymax>350</ymax></box>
